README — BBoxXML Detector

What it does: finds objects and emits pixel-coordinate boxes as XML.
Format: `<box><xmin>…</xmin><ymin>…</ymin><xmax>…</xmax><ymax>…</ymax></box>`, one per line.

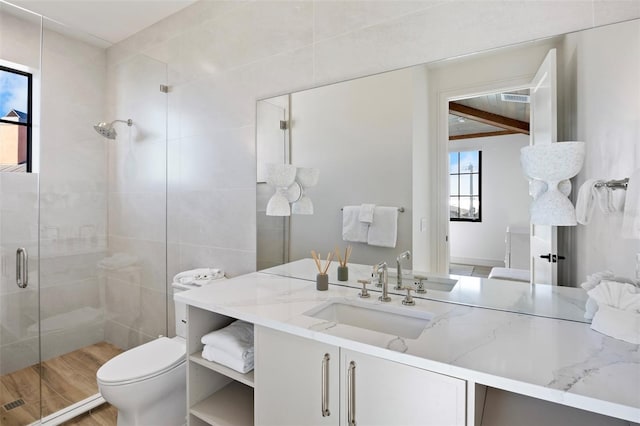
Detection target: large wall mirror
<box><xmin>256</xmin><ymin>19</ymin><xmax>640</xmax><ymax>292</ymax></box>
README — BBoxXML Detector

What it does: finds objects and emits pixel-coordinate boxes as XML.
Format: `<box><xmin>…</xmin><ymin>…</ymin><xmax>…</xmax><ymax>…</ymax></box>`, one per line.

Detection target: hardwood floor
<box><xmin>0</xmin><ymin>342</ymin><xmax>122</xmax><ymax>426</ymax></box>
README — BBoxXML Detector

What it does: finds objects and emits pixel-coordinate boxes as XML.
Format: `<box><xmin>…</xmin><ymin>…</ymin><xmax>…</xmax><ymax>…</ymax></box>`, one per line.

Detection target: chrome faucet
<box><xmin>396</xmin><ymin>251</ymin><xmax>411</xmax><ymax>290</ymax></box>
<box><xmin>373</xmin><ymin>262</ymin><xmax>391</xmax><ymax>302</ymax></box>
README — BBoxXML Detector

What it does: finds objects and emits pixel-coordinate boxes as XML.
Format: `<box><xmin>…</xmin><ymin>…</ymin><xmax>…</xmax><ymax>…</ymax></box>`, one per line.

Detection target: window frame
<box><xmin>449</xmin><ymin>150</ymin><xmax>482</xmax><ymax>222</ymax></box>
<box><xmin>0</xmin><ymin>64</ymin><xmax>33</xmax><ymax>173</ymax></box>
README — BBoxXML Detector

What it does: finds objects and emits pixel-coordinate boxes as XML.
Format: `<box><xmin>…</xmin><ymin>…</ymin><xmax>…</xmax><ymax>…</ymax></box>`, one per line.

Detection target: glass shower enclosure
<box><xmin>0</xmin><ymin>2</ymin><xmax>169</xmax><ymax>423</ymax></box>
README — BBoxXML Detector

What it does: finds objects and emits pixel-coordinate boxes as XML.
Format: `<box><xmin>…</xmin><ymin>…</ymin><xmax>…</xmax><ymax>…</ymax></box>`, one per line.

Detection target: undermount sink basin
<box><xmin>304</xmin><ymin>299</ymin><xmax>433</xmax><ymax>339</ymax></box>
<box><xmin>388</xmin><ymin>273</ymin><xmax>459</xmax><ymax>293</ymax></box>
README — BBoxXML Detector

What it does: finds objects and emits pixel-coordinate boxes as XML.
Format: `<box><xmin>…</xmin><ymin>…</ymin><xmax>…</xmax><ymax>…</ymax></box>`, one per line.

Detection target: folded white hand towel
<box><xmin>576</xmin><ymin>179</ymin><xmax>601</xmax><ymax>225</ymax></box>
<box><xmin>588</xmin><ymin>281</ymin><xmax>640</xmax><ymax>344</ymax></box>
<box><xmin>342</xmin><ymin>206</ymin><xmax>369</xmax><ymax>243</ymax></box>
<box><xmin>174</xmin><ymin>268</ymin><xmax>225</xmax><ymax>286</ymax></box>
<box><xmin>358</xmin><ymin>204</ymin><xmax>376</xmax><ymax>224</ymax></box>
<box><xmin>201</xmin><ymin>320</ymin><xmax>254</xmax><ymax>360</ymax></box>
<box><xmin>202</xmin><ymin>345</ymin><xmax>254</xmax><ymax>373</ymax></box>
<box><xmin>367</xmin><ymin>206</ymin><xmax>398</xmax><ymax>248</ymax></box>
<box><xmin>622</xmin><ymin>168</ymin><xmax>640</xmax><ymax>239</ymax></box>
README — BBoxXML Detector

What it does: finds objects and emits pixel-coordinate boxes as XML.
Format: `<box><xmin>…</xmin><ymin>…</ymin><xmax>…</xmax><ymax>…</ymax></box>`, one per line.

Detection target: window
<box><xmin>0</xmin><ymin>65</ymin><xmax>32</xmax><ymax>172</ymax></box>
<box><xmin>449</xmin><ymin>150</ymin><xmax>481</xmax><ymax>221</ymax></box>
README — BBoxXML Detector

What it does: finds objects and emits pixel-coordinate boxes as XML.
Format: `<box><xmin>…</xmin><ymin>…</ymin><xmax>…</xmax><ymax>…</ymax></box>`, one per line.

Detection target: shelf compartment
<box><xmin>190</xmin><ymin>381</ymin><xmax>254</xmax><ymax>426</ymax></box>
<box><xmin>190</xmin><ymin>352</ymin><xmax>255</xmax><ymax>388</ymax></box>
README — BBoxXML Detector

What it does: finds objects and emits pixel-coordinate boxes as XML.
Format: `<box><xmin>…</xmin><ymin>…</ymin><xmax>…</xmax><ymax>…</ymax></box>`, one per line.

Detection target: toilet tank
<box><xmin>172</xmin><ymin>270</ymin><xmax>225</xmax><ymax>338</ymax></box>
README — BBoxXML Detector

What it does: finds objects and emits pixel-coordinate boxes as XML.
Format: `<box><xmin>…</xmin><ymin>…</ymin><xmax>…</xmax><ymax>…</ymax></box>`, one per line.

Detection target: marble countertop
<box><xmin>176</xmin><ymin>271</ymin><xmax>640</xmax><ymax>423</ymax></box>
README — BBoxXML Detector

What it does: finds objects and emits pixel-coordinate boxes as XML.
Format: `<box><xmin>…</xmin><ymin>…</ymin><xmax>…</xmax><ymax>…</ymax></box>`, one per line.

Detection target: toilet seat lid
<box><xmin>97</xmin><ymin>337</ymin><xmax>185</xmax><ymax>384</ymax></box>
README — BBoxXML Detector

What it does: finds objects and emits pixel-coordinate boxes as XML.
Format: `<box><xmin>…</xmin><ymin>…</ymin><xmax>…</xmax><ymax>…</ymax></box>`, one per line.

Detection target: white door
<box><xmin>529</xmin><ymin>49</ymin><xmax>558</xmax><ymax>285</ymax></box>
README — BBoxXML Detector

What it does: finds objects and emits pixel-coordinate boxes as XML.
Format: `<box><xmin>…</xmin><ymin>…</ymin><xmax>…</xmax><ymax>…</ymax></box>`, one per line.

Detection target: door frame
<box><xmin>435</xmin><ymin>77</ymin><xmax>535</xmax><ymax>274</ymax></box>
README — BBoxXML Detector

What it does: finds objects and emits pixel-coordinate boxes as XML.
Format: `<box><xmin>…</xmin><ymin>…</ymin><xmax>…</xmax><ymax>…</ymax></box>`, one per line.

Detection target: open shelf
<box><xmin>190</xmin><ymin>381</ymin><xmax>254</xmax><ymax>426</ymax></box>
<box><xmin>190</xmin><ymin>352</ymin><xmax>255</xmax><ymax>388</ymax></box>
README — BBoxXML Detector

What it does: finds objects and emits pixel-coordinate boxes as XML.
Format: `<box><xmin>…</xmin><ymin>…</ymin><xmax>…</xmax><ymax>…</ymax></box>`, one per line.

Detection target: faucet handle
<box><xmin>401</xmin><ymin>286</ymin><xmax>416</xmax><ymax>306</ymax></box>
<box><xmin>414</xmin><ymin>275</ymin><xmax>427</xmax><ymax>294</ymax></box>
<box><xmin>357</xmin><ymin>279</ymin><xmax>371</xmax><ymax>298</ymax></box>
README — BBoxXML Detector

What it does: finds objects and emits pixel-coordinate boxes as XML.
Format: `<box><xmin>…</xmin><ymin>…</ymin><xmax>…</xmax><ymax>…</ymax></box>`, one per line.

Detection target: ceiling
<box><xmin>7</xmin><ymin>0</ymin><xmax>197</xmax><ymax>44</ymax></box>
<box><xmin>449</xmin><ymin>89</ymin><xmax>530</xmax><ymax>140</ymax></box>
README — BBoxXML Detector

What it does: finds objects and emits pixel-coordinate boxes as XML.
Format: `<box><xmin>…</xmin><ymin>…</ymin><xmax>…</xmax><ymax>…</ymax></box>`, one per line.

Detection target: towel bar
<box><xmin>594</xmin><ymin>178</ymin><xmax>629</xmax><ymax>190</ymax></box>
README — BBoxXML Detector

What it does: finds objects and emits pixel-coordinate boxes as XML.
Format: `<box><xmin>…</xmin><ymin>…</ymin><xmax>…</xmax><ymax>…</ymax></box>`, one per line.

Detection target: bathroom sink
<box><xmin>304</xmin><ymin>300</ymin><xmax>433</xmax><ymax>339</ymax></box>
<box><xmin>388</xmin><ymin>273</ymin><xmax>458</xmax><ymax>293</ymax></box>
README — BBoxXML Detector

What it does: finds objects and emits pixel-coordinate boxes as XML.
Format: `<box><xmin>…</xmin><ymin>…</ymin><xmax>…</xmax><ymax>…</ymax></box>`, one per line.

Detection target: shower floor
<box><xmin>0</xmin><ymin>341</ymin><xmax>122</xmax><ymax>426</ymax></box>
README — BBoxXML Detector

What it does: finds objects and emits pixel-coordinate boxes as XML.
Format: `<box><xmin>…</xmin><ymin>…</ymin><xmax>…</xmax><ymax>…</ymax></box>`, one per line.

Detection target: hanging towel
<box><xmin>576</xmin><ymin>179</ymin><xmax>602</xmax><ymax>225</ymax></box>
<box><xmin>622</xmin><ymin>168</ymin><xmax>640</xmax><ymax>239</ymax></box>
<box><xmin>367</xmin><ymin>206</ymin><xmax>398</xmax><ymax>248</ymax></box>
<box><xmin>588</xmin><ymin>281</ymin><xmax>640</xmax><ymax>344</ymax></box>
<box><xmin>342</xmin><ymin>206</ymin><xmax>369</xmax><ymax>243</ymax></box>
<box><xmin>201</xmin><ymin>320</ymin><xmax>254</xmax><ymax>360</ymax></box>
<box><xmin>358</xmin><ymin>204</ymin><xmax>376</xmax><ymax>224</ymax></box>
<box><xmin>202</xmin><ymin>345</ymin><xmax>254</xmax><ymax>373</ymax></box>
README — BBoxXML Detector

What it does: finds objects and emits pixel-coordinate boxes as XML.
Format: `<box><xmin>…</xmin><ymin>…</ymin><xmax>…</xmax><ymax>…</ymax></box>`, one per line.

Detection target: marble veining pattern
<box><xmin>176</xmin><ymin>272</ymin><xmax>640</xmax><ymax>423</ymax></box>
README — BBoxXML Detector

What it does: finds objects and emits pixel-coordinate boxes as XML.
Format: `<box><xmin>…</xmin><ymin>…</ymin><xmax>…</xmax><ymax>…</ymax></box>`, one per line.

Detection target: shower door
<box><xmin>0</xmin><ymin>3</ymin><xmax>43</xmax><ymax>424</ymax></box>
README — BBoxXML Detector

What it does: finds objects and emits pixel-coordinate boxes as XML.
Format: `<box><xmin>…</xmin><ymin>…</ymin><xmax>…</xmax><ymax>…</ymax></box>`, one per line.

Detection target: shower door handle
<box><xmin>16</xmin><ymin>248</ymin><xmax>28</xmax><ymax>288</ymax></box>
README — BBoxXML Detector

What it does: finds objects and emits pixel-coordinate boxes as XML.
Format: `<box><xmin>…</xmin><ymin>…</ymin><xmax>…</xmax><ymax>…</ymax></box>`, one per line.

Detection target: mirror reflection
<box><xmin>256</xmin><ymin>19</ymin><xmax>640</xmax><ymax>322</ymax></box>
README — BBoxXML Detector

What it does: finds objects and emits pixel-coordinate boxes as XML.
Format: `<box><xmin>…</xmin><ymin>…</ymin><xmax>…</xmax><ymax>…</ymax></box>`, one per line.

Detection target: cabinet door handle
<box><xmin>347</xmin><ymin>361</ymin><xmax>356</xmax><ymax>426</ymax></box>
<box><xmin>321</xmin><ymin>353</ymin><xmax>330</xmax><ymax>417</ymax></box>
<box><xmin>16</xmin><ymin>248</ymin><xmax>28</xmax><ymax>289</ymax></box>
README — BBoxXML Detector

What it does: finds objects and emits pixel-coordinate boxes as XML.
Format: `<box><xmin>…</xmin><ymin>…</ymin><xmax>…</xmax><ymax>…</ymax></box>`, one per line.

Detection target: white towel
<box><xmin>200</xmin><ymin>320</ymin><xmax>254</xmax><ymax>360</ymax></box>
<box><xmin>588</xmin><ymin>281</ymin><xmax>640</xmax><ymax>344</ymax></box>
<box><xmin>576</xmin><ymin>179</ymin><xmax>601</xmax><ymax>225</ymax></box>
<box><xmin>358</xmin><ymin>204</ymin><xmax>376</xmax><ymax>224</ymax></box>
<box><xmin>342</xmin><ymin>206</ymin><xmax>369</xmax><ymax>243</ymax></box>
<box><xmin>622</xmin><ymin>168</ymin><xmax>640</xmax><ymax>239</ymax></box>
<box><xmin>173</xmin><ymin>268</ymin><xmax>225</xmax><ymax>286</ymax></box>
<box><xmin>202</xmin><ymin>345</ymin><xmax>254</xmax><ymax>373</ymax></box>
<box><xmin>367</xmin><ymin>206</ymin><xmax>398</xmax><ymax>248</ymax></box>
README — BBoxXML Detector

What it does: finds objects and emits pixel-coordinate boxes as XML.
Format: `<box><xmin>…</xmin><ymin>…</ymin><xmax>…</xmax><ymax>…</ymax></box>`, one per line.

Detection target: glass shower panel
<box><xmin>0</xmin><ymin>3</ymin><xmax>42</xmax><ymax>424</ymax></box>
<box><xmin>105</xmin><ymin>53</ymin><xmax>168</xmax><ymax>350</ymax></box>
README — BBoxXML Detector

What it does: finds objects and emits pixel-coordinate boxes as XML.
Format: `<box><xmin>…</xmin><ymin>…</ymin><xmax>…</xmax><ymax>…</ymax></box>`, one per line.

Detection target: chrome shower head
<box><xmin>93</xmin><ymin>122</ymin><xmax>117</xmax><ymax>139</ymax></box>
<box><xmin>93</xmin><ymin>119</ymin><xmax>133</xmax><ymax>140</ymax></box>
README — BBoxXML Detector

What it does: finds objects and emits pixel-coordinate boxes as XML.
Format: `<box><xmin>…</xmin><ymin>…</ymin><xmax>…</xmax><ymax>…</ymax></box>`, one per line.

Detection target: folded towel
<box><xmin>581</xmin><ymin>272</ymin><xmax>638</xmax><ymax>319</ymax></box>
<box><xmin>342</xmin><ymin>206</ymin><xmax>369</xmax><ymax>243</ymax></box>
<box><xmin>358</xmin><ymin>204</ymin><xmax>376</xmax><ymax>224</ymax></box>
<box><xmin>367</xmin><ymin>206</ymin><xmax>398</xmax><ymax>248</ymax></box>
<box><xmin>622</xmin><ymin>168</ymin><xmax>640</xmax><ymax>239</ymax></box>
<box><xmin>202</xmin><ymin>345</ymin><xmax>254</xmax><ymax>373</ymax></box>
<box><xmin>588</xmin><ymin>281</ymin><xmax>640</xmax><ymax>344</ymax></box>
<box><xmin>201</xmin><ymin>320</ymin><xmax>254</xmax><ymax>360</ymax></box>
<box><xmin>173</xmin><ymin>268</ymin><xmax>225</xmax><ymax>286</ymax></box>
<box><xmin>576</xmin><ymin>179</ymin><xmax>602</xmax><ymax>225</ymax></box>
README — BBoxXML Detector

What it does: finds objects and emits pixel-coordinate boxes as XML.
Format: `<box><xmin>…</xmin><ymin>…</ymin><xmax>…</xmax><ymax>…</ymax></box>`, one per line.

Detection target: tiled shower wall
<box><xmin>106</xmin><ymin>0</ymin><xmax>640</xmax><ymax>300</ymax></box>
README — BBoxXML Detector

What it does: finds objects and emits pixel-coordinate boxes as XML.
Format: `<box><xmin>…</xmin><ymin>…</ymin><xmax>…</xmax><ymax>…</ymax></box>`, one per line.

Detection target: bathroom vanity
<box><xmin>175</xmin><ymin>269</ymin><xmax>640</xmax><ymax>426</ymax></box>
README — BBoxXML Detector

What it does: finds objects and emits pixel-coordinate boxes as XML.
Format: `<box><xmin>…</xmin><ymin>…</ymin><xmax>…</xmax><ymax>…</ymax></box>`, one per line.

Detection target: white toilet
<box><xmin>97</xmin><ymin>271</ymin><xmax>224</xmax><ymax>426</ymax></box>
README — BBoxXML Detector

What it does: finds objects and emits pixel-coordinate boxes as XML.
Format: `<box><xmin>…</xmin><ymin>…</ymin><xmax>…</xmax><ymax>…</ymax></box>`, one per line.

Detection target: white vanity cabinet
<box><xmin>340</xmin><ymin>348</ymin><xmax>466</xmax><ymax>426</ymax></box>
<box><xmin>255</xmin><ymin>326</ymin><xmax>340</xmax><ymax>425</ymax></box>
<box><xmin>254</xmin><ymin>326</ymin><xmax>466</xmax><ymax>426</ymax></box>
<box><xmin>186</xmin><ymin>306</ymin><xmax>255</xmax><ymax>426</ymax></box>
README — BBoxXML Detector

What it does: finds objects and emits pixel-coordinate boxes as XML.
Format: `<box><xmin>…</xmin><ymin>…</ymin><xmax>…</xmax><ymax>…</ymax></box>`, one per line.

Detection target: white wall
<box><xmin>449</xmin><ymin>134</ymin><xmax>530</xmax><ymax>266</ymax></box>
<box><xmin>107</xmin><ymin>1</ymin><xmax>639</xmax><ymax>281</ymax></box>
<box><xmin>288</xmin><ymin>68</ymin><xmax>413</xmax><ymax>267</ymax></box>
<box><xmin>560</xmin><ymin>20</ymin><xmax>640</xmax><ymax>284</ymax></box>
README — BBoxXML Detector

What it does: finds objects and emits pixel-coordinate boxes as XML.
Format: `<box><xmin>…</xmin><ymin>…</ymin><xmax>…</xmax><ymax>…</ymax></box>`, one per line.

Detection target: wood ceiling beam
<box><xmin>449</xmin><ymin>102</ymin><xmax>530</xmax><ymax>135</ymax></box>
<box><xmin>449</xmin><ymin>130</ymin><xmax>519</xmax><ymax>141</ymax></box>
